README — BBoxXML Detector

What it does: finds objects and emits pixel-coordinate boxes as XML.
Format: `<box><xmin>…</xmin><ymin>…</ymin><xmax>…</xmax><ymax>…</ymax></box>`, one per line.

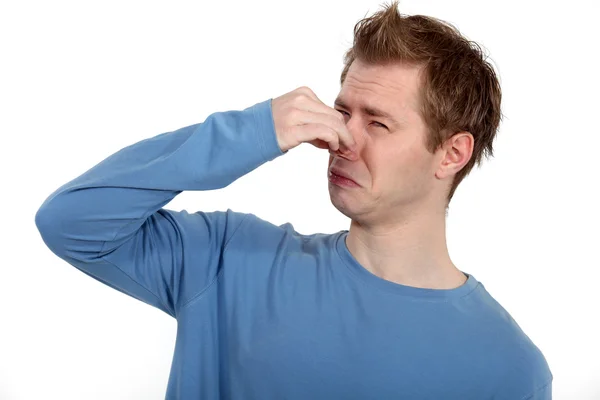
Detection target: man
<box><xmin>35</xmin><ymin>1</ymin><xmax>552</xmax><ymax>398</ymax></box>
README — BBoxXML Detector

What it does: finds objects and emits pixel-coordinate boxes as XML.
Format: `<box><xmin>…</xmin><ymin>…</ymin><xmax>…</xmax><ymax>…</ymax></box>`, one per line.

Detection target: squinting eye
<box><xmin>336</xmin><ymin>110</ymin><xmax>387</xmax><ymax>130</ymax></box>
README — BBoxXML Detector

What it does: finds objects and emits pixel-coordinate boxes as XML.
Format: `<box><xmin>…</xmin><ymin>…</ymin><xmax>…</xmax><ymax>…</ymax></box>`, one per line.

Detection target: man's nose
<box><xmin>335</xmin><ymin>125</ymin><xmax>364</xmax><ymax>160</ymax></box>
<box><xmin>333</xmin><ymin>148</ymin><xmax>359</xmax><ymax>161</ymax></box>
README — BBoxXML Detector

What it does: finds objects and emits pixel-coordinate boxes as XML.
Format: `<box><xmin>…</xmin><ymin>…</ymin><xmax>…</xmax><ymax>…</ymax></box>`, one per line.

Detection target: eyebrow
<box><xmin>334</xmin><ymin>98</ymin><xmax>400</xmax><ymax>127</ymax></box>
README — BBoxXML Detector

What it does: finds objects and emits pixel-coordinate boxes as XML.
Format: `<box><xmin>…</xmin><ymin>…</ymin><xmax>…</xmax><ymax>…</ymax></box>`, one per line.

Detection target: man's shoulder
<box><xmin>236</xmin><ymin>211</ymin><xmax>340</xmax><ymax>243</ymax></box>
<box><xmin>495</xmin><ymin>342</ymin><xmax>553</xmax><ymax>399</ymax></box>
<box><xmin>471</xmin><ymin>284</ymin><xmax>553</xmax><ymax>397</ymax></box>
<box><xmin>219</xmin><ymin>209</ymin><xmax>342</xmax><ymax>254</ymax></box>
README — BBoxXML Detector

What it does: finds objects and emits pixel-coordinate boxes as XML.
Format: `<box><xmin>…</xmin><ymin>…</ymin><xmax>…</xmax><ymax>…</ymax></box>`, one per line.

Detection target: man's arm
<box><xmin>34</xmin><ymin>98</ymin><xmax>284</xmax><ymax>318</ymax></box>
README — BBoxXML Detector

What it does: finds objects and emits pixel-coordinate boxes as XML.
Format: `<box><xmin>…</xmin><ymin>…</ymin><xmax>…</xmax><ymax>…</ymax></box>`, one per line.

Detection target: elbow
<box><xmin>34</xmin><ymin>194</ymin><xmax>76</xmax><ymax>257</ymax></box>
<box><xmin>35</xmin><ymin>197</ymin><xmax>107</xmax><ymax>262</ymax></box>
<box><xmin>35</xmin><ymin>204</ymin><xmax>52</xmax><ymax>237</ymax></box>
<box><xmin>35</xmin><ymin>197</ymin><xmax>62</xmax><ymax>237</ymax></box>
<box><xmin>35</xmin><ymin>204</ymin><xmax>63</xmax><ymax>254</ymax></box>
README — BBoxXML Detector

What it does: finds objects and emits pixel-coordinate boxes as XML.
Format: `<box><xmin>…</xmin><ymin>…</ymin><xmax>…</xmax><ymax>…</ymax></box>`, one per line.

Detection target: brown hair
<box><xmin>340</xmin><ymin>0</ymin><xmax>503</xmax><ymax>208</ymax></box>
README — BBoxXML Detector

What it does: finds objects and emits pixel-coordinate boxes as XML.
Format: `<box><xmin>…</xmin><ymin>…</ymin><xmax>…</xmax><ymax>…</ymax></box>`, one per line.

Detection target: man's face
<box><xmin>328</xmin><ymin>59</ymin><xmax>444</xmax><ymax>225</ymax></box>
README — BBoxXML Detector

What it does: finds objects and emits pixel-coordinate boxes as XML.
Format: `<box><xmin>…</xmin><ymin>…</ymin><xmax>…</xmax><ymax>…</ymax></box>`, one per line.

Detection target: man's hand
<box><xmin>272</xmin><ymin>86</ymin><xmax>357</xmax><ymax>159</ymax></box>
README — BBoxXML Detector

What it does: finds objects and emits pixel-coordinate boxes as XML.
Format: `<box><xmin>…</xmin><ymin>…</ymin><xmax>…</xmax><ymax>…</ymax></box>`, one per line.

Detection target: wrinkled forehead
<box><xmin>340</xmin><ymin>60</ymin><xmax>423</xmax><ymax>116</ymax></box>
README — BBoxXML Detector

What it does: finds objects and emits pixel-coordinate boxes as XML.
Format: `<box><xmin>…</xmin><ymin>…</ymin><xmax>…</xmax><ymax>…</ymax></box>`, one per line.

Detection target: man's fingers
<box><xmin>272</xmin><ymin>86</ymin><xmax>357</xmax><ymax>155</ymax></box>
<box><xmin>295</xmin><ymin>95</ymin><xmax>356</xmax><ymax>153</ymax></box>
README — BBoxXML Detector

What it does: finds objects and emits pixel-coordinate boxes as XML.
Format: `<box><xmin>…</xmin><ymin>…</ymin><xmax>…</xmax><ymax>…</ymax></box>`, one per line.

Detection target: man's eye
<box><xmin>336</xmin><ymin>110</ymin><xmax>387</xmax><ymax>130</ymax></box>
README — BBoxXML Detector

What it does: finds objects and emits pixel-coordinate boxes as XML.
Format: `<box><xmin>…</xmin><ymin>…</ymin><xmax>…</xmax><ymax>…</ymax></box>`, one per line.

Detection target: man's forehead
<box><xmin>338</xmin><ymin>62</ymin><xmax>422</xmax><ymax>117</ymax></box>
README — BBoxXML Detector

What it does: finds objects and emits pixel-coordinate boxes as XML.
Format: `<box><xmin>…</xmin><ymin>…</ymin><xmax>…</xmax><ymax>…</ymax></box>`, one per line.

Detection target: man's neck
<box><xmin>346</xmin><ymin>207</ymin><xmax>466</xmax><ymax>290</ymax></box>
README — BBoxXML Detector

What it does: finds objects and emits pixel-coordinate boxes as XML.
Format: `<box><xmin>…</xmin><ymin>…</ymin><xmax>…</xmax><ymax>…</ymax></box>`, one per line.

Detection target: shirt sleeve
<box><xmin>522</xmin><ymin>379</ymin><xmax>552</xmax><ymax>400</ymax></box>
<box><xmin>34</xmin><ymin>98</ymin><xmax>285</xmax><ymax>318</ymax></box>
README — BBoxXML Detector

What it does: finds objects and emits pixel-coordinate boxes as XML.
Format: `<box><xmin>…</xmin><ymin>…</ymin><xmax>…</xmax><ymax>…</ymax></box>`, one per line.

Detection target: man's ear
<box><xmin>435</xmin><ymin>132</ymin><xmax>473</xmax><ymax>180</ymax></box>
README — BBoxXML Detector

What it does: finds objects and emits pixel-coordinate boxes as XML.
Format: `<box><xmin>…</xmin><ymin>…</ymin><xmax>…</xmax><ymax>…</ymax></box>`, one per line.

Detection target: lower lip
<box><xmin>329</xmin><ymin>172</ymin><xmax>360</xmax><ymax>187</ymax></box>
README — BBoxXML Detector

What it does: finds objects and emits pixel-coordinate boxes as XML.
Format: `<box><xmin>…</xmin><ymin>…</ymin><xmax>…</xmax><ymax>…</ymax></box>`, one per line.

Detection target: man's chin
<box><xmin>329</xmin><ymin>191</ymin><xmax>356</xmax><ymax>219</ymax></box>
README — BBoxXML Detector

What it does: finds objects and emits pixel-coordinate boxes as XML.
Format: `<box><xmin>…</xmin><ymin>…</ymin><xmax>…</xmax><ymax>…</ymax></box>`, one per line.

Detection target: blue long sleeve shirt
<box><xmin>35</xmin><ymin>98</ymin><xmax>553</xmax><ymax>399</ymax></box>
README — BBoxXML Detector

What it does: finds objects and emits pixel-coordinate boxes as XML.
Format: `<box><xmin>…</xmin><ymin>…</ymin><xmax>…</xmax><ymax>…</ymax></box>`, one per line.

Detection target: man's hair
<box><xmin>340</xmin><ymin>0</ymin><xmax>503</xmax><ymax>208</ymax></box>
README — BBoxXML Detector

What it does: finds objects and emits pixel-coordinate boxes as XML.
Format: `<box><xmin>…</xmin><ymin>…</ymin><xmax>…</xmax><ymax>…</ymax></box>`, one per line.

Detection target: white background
<box><xmin>2</xmin><ymin>0</ymin><xmax>599</xmax><ymax>398</ymax></box>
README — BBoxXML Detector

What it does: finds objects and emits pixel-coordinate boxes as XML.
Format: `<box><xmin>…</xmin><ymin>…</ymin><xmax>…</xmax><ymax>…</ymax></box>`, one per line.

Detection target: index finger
<box><xmin>299</xmin><ymin>88</ymin><xmax>357</xmax><ymax>153</ymax></box>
